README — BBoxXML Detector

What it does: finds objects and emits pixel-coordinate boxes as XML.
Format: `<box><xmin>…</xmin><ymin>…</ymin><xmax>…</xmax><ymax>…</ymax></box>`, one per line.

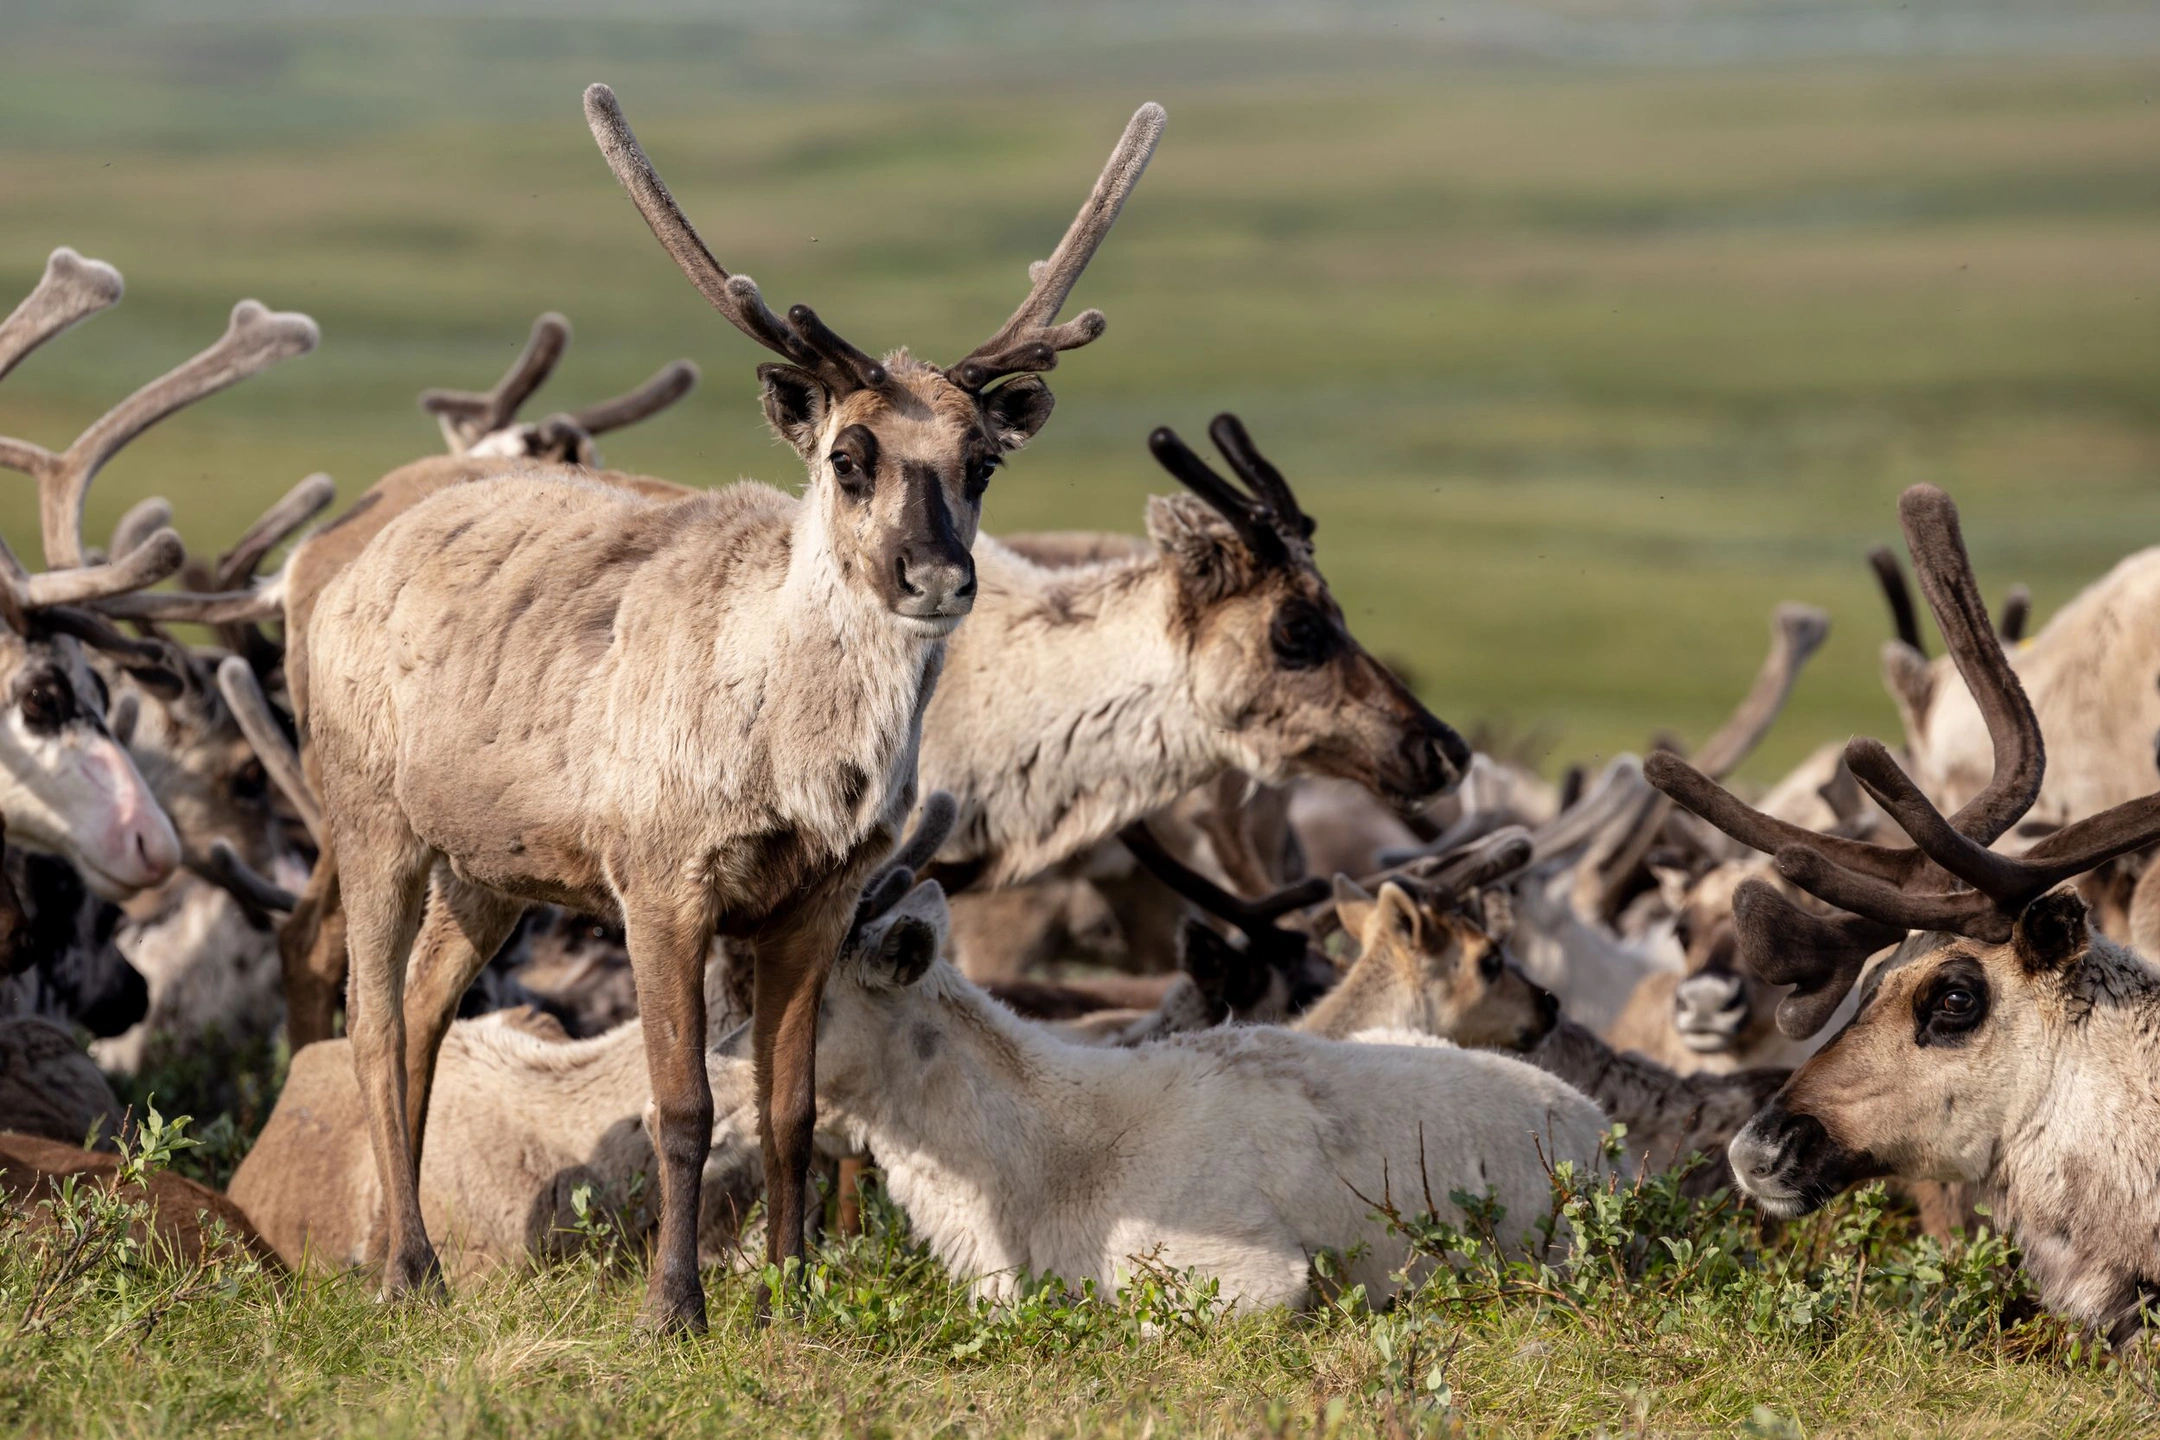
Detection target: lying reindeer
<box><xmin>702</xmin><ymin>802</ymin><xmax>1606</xmax><ymax>1313</ymax></box>
<box><xmin>1651</xmin><ymin>484</ymin><xmax>2160</xmax><ymax>1343</ymax></box>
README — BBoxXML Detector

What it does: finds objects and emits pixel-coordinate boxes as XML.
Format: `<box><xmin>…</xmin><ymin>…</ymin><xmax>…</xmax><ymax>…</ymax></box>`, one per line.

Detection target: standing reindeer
<box><xmin>1650</xmin><ymin>485</ymin><xmax>2160</xmax><ymax>1342</ymax></box>
<box><xmin>299</xmin><ymin>86</ymin><xmax>1162</xmax><ymax>1329</ymax></box>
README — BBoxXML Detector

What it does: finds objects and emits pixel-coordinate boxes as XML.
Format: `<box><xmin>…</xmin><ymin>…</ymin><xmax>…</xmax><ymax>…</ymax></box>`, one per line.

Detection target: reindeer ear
<box><xmin>1331</xmin><ymin>874</ymin><xmax>1375</xmax><ymax>939</ymax></box>
<box><xmin>980</xmin><ymin>375</ymin><xmax>1054</xmax><ymax>452</ymax></box>
<box><xmin>868</xmin><ymin>880</ymin><xmax>949</xmax><ymax>987</ymax></box>
<box><xmin>1880</xmin><ymin>640</ymin><xmax>1936</xmax><ymax>748</ymax></box>
<box><xmin>1146</xmin><ymin>494</ymin><xmax>1255</xmax><ymax>605</ymax></box>
<box><xmin>2013</xmin><ymin>890</ymin><xmax>2088</xmax><ymax>974</ymax></box>
<box><xmin>757</xmin><ymin>363</ymin><xmax>832</xmax><ymax>457</ymax></box>
<box><xmin>1374</xmin><ymin>882</ymin><xmax>1422</xmax><ymax>948</ymax></box>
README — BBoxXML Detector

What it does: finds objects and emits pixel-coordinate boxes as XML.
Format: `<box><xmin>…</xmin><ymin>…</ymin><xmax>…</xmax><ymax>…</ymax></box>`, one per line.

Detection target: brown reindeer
<box><xmin>296</xmin><ymin>87</ymin><xmax>1162</xmax><ymax>1330</ymax></box>
<box><xmin>1650</xmin><ymin>485</ymin><xmax>2160</xmax><ymax>1341</ymax></box>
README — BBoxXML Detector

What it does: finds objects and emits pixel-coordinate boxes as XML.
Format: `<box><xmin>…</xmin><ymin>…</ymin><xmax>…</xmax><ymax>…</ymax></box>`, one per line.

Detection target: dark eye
<box><xmin>965</xmin><ymin>454</ymin><xmax>1001</xmax><ymax>504</ymax></box>
<box><xmin>19</xmin><ymin>677</ymin><xmax>74</xmax><ymax>734</ymax></box>
<box><xmin>1915</xmin><ymin>961</ymin><xmax>1989</xmax><ymax>1044</ymax></box>
<box><xmin>1478</xmin><ymin>948</ymin><xmax>1503</xmax><ymax>982</ymax></box>
<box><xmin>829</xmin><ymin>451</ymin><xmax>871</xmax><ymax>498</ymax></box>
<box><xmin>1270</xmin><ymin>603</ymin><xmax>1332</xmax><ymax>670</ymax></box>
<box><xmin>232</xmin><ymin>759</ymin><xmax>268</xmax><ymax>802</ymax></box>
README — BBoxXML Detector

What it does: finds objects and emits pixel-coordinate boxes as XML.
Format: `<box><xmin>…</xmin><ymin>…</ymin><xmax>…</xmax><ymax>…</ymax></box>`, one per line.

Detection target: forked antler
<box><xmin>587</xmin><ymin>83</ymin><xmax>1160</xmax><ymax>398</ymax></box>
<box><xmin>585</xmin><ymin>84</ymin><xmax>890</xmax><ymax>394</ymax></box>
<box><xmin>0</xmin><ymin>296</ymin><xmax>316</xmax><ymax>572</ymax></box>
<box><xmin>946</xmin><ymin>102</ymin><xmax>1167</xmax><ymax>391</ymax></box>
<box><xmin>0</xmin><ymin>247</ymin><xmax>124</xmax><ymax>384</ymax></box>
<box><xmin>1147</xmin><ymin>414</ymin><xmax>1316</xmax><ymax>568</ymax></box>
<box><xmin>1648</xmin><ymin>485</ymin><xmax>2160</xmax><ymax>1037</ymax></box>
<box><xmin>420</xmin><ymin>313</ymin><xmax>572</xmax><ymax>452</ymax></box>
<box><xmin>419</xmin><ymin>310</ymin><xmax>700</xmax><ymax>463</ymax></box>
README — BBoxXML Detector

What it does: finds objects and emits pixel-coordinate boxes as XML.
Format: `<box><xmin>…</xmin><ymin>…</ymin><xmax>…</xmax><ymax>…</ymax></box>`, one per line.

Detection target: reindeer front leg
<box><xmin>623</xmin><ymin>889</ymin><xmax>721</xmax><ymax>1333</ymax></box>
<box><xmin>748</xmin><ymin>870</ymin><xmax>868</xmax><ymax>1313</ymax></box>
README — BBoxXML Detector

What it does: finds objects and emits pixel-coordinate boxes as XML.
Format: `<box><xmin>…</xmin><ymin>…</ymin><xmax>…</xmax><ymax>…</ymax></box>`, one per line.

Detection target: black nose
<box><xmin>1404</xmin><ymin>720</ymin><xmax>1469</xmax><ymax>797</ymax></box>
<box><xmin>893</xmin><ymin>550</ymin><xmax>976</xmax><ymax>619</ymax></box>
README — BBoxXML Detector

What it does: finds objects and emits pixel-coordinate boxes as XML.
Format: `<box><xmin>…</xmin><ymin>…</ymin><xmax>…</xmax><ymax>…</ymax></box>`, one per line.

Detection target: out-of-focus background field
<box><xmin>3</xmin><ymin>1</ymin><xmax>2157</xmax><ymax>780</ymax></box>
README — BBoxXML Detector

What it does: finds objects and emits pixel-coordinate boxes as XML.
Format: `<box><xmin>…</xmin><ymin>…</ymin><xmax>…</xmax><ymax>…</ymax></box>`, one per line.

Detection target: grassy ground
<box><xmin>2</xmin><ymin>1114</ymin><xmax>2154</xmax><ymax>1438</ymax></box>
<box><xmin>4</xmin><ymin>11</ymin><xmax>2160</xmax><ymax>1435</ymax></box>
<box><xmin>2</xmin><ymin>10</ymin><xmax>2156</xmax><ymax>778</ymax></box>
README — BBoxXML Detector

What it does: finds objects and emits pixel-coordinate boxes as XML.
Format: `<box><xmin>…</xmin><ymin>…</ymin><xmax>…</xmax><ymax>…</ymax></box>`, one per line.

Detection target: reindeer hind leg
<box><xmin>337</xmin><ymin>816</ymin><xmax>436</xmax><ymax>1296</ymax></box>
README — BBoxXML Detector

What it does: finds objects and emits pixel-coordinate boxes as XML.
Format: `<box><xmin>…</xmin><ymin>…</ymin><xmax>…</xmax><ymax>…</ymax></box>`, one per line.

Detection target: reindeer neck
<box><xmin>1295</xmin><ymin>950</ymin><xmax>1413</xmax><ymax>1040</ymax></box>
<box><xmin>924</xmin><ymin>540</ymin><xmax>1224</xmax><ymax>885</ymax></box>
<box><xmin>831</xmin><ymin>968</ymin><xmax>1120</xmax><ymax>1274</ymax></box>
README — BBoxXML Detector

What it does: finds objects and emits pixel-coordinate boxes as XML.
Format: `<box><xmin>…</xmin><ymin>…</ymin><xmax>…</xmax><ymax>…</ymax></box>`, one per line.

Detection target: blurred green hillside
<box><xmin>2</xmin><ymin>4</ymin><xmax>2156</xmax><ymax>778</ymax></box>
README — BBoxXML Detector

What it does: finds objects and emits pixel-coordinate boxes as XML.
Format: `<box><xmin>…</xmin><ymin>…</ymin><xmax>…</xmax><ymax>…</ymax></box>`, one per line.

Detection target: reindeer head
<box><xmin>1143</xmin><ymin>416</ymin><xmax>1469</xmax><ymax>810</ymax></box>
<box><xmin>1649</xmin><ymin>486</ymin><xmax>2160</xmax><ymax>1217</ymax></box>
<box><xmin>1331</xmin><ymin>871</ymin><xmax>1556</xmax><ymax>1051</ymax></box>
<box><xmin>0</xmin><ymin>249</ymin><xmax>314</xmax><ymax>898</ymax></box>
<box><xmin>585</xmin><ymin>86</ymin><xmax>1162</xmax><ymax>635</ymax></box>
<box><xmin>1666</xmin><ymin>860</ymin><xmax>1783</xmax><ymax>1057</ymax></box>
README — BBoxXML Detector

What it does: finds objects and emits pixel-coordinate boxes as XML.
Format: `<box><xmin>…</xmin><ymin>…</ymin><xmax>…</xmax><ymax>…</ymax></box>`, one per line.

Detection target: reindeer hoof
<box><xmin>377</xmin><ymin>1245</ymin><xmax>445</xmax><ymax>1300</ymax></box>
<box><xmin>638</xmin><ymin>1276</ymin><xmax>708</xmax><ymax>1335</ymax></box>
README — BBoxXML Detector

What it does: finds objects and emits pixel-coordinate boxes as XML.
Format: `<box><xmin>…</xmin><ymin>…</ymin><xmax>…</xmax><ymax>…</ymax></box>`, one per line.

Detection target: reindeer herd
<box><xmin>1</xmin><ymin>85</ymin><xmax>2156</xmax><ymax>1350</ymax></box>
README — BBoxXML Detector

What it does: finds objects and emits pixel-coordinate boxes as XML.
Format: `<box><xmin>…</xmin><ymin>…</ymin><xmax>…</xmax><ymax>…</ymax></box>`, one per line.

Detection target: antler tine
<box><xmin>1867</xmin><ymin>543</ymin><xmax>1925</xmax><ymax>655</ymax></box>
<box><xmin>585</xmin><ymin>84</ymin><xmax>855</xmax><ymax>384</ymax></box>
<box><xmin>108</xmin><ymin>497</ymin><xmax>174</xmax><ymax>560</ymax></box>
<box><xmin>94</xmin><ymin>583</ymin><xmax>284</xmax><ymax>626</ymax></box>
<box><xmin>1642</xmin><ymin>751</ymin><xmax>1927</xmax><ymax>885</ymax></box>
<box><xmin>1897</xmin><ymin>485</ymin><xmax>2043</xmax><ymax>848</ymax></box>
<box><xmin>1691</xmin><ymin>603</ymin><xmax>1831</xmax><ymax>779</ymax></box>
<box><xmin>417</xmin><ymin>313</ymin><xmax>571</xmax><ymax>450</ymax></box>
<box><xmin>1117</xmin><ymin>819</ymin><xmax>1325</xmax><ymax>940</ymax></box>
<box><xmin>5</xmin><ymin>299</ymin><xmax>318</xmax><ymax>570</ymax></box>
<box><xmin>215</xmin><ymin>472</ymin><xmax>335</xmax><ymax>591</ymax></box>
<box><xmin>1146</xmin><ymin>426</ymin><xmax>1287</xmax><ymax>565</ymax></box>
<box><xmin>0</xmin><ymin>247</ymin><xmax>124</xmax><ymax>384</ymax></box>
<box><xmin>565</xmin><ymin>359</ymin><xmax>699</xmax><ymax>436</ymax></box>
<box><xmin>215</xmin><ymin>656</ymin><xmax>322</xmax><ymax>846</ymax></box>
<box><xmin>11</xmin><ymin>530</ymin><xmax>184</xmax><ymax>611</ymax></box>
<box><xmin>1207</xmin><ymin>414</ymin><xmax>1315</xmax><ymax>542</ymax></box>
<box><xmin>1998</xmin><ymin>584</ymin><xmax>2031</xmax><ymax>644</ymax></box>
<box><xmin>1415</xmin><ymin>827</ymin><xmax>1535</xmax><ymax>900</ymax></box>
<box><xmin>192</xmin><ymin>839</ymin><xmax>298</xmax><ymax>918</ymax></box>
<box><xmin>949</xmin><ymin>102</ymin><xmax>1165</xmax><ymax>390</ymax></box>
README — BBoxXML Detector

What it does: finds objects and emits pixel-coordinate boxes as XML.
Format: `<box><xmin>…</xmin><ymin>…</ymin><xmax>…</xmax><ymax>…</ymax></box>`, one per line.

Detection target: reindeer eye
<box><xmin>1478</xmin><ymin>949</ymin><xmax>1503</xmax><ymax>982</ymax></box>
<box><xmin>232</xmin><ymin>759</ymin><xmax>268</xmax><ymax>802</ymax></box>
<box><xmin>1916</xmin><ymin>960</ymin><xmax>1989</xmax><ymax>1044</ymax></box>
<box><xmin>19</xmin><ymin>675</ymin><xmax>76</xmax><ymax>735</ymax></box>
<box><xmin>829</xmin><ymin>451</ymin><xmax>871</xmax><ymax>498</ymax></box>
<box><xmin>965</xmin><ymin>454</ymin><xmax>1001</xmax><ymax>504</ymax></box>
<box><xmin>1270</xmin><ymin>602</ymin><xmax>1332</xmax><ymax>671</ymax></box>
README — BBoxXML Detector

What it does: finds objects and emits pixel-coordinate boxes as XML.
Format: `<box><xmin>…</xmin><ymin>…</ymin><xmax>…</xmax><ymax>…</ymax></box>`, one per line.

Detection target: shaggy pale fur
<box><xmin>922</xmin><ymin>502</ymin><xmax>1458</xmax><ymax>888</ymax></box>
<box><xmin>708</xmin><ymin>883</ymin><xmax>1606</xmax><ymax>1312</ymax></box>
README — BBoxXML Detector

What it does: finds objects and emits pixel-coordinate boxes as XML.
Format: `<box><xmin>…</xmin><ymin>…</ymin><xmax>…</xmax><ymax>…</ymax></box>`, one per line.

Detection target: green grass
<box><xmin>3</xmin><ymin>1112</ymin><xmax>2154</xmax><ymax>1438</ymax></box>
<box><xmin>2</xmin><ymin>12</ymin><xmax>2156</xmax><ymax>779</ymax></box>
